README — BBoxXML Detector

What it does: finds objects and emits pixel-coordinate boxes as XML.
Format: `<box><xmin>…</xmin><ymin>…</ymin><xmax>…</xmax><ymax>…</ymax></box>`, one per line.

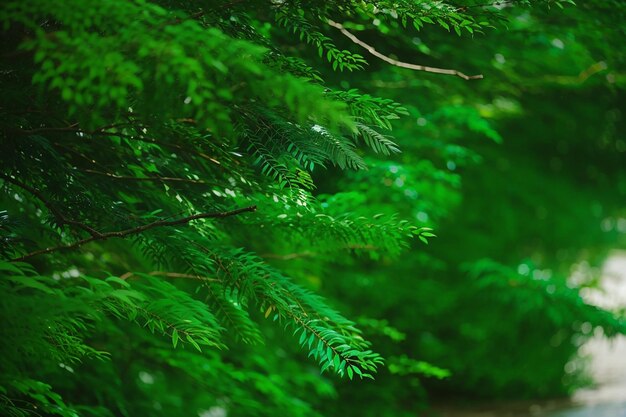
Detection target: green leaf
<box><xmin>172</xmin><ymin>329</ymin><xmax>179</xmax><ymax>348</ymax></box>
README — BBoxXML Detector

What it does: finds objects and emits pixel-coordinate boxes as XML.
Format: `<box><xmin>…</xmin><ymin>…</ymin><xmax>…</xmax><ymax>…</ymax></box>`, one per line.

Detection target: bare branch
<box><xmin>119</xmin><ymin>271</ymin><xmax>219</xmax><ymax>281</ymax></box>
<box><xmin>11</xmin><ymin>205</ymin><xmax>257</xmax><ymax>262</ymax></box>
<box><xmin>327</xmin><ymin>19</ymin><xmax>483</xmax><ymax>81</ymax></box>
<box><xmin>542</xmin><ymin>61</ymin><xmax>608</xmax><ymax>84</ymax></box>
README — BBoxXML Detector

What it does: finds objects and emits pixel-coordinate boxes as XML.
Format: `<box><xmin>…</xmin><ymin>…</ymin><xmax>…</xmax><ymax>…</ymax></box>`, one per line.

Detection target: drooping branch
<box><xmin>11</xmin><ymin>205</ymin><xmax>257</xmax><ymax>262</ymax></box>
<box><xmin>327</xmin><ymin>19</ymin><xmax>483</xmax><ymax>80</ymax></box>
<box><xmin>0</xmin><ymin>174</ymin><xmax>102</xmax><ymax>237</ymax></box>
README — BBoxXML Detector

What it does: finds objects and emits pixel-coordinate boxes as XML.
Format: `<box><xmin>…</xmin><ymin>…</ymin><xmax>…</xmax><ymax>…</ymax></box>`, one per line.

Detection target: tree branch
<box><xmin>542</xmin><ymin>61</ymin><xmax>608</xmax><ymax>84</ymax></box>
<box><xmin>11</xmin><ymin>205</ymin><xmax>257</xmax><ymax>262</ymax></box>
<box><xmin>0</xmin><ymin>174</ymin><xmax>102</xmax><ymax>237</ymax></box>
<box><xmin>119</xmin><ymin>271</ymin><xmax>219</xmax><ymax>281</ymax></box>
<box><xmin>327</xmin><ymin>19</ymin><xmax>483</xmax><ymax>80</ymax></box>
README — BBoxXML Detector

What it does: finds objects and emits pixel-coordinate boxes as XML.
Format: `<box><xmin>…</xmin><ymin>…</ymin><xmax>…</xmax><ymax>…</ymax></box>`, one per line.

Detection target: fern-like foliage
<box><xmin>274</xmin><ymin>7</ymin><xmax>368</xmax><ymax>72</ymax></box>
<box><xmin>0</xmin><ymin>0</ymin><xmax>452</xmax><ymax>416</ymax></box>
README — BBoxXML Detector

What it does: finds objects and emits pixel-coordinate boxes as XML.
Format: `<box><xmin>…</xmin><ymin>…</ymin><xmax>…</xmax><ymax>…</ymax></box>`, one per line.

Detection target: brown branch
<box><xmin>327</xmin><ymin>19</ymin><xmax>483</xmax><ymax>80</ymax></box>
<box><xmin>11</xmin><ymin>205</ymin><xmax>257</xmax><ymax>262</ymax></box>
<box><xmin>0</xmin><ymin>174</ymin><xmax>102</xmax><ymax>237</ymax></box>
<box><xmin>540</xmin><ymin>62</ymin><xmax>609</xmax><ymax>85</ymax></box>
<box><xmin>150</xmin><ymin>271</ymin><xmax>218</xmax><ymax>280</ymax></box>
<box><xmin>120</xmin><ymin>271</ymin><xmax>219</xmax><ymax>281</ymax></box>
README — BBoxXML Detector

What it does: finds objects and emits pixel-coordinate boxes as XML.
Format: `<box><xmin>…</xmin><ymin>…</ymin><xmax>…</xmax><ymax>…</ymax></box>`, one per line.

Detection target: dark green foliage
<box><xmin>1</xmin><ymin>0</ymin><xmax>625</xmax><ymax>416</ymax></box>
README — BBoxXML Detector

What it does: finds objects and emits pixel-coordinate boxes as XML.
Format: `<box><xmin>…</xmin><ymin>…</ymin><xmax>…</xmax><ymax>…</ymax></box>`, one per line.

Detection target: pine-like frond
<box><xmin>355</xmin><ymin>123</ymin><xmax>401</xmax><ymax>156</ymax></box>
<box><xmin>274</xmin><ymin>8</ymin><xmax>368</xmax><ymax>72</ymax></box>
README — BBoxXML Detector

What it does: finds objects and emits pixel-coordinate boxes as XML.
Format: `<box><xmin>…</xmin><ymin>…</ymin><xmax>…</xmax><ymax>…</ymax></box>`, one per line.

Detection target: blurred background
<box><xmin>265</xmin><ymin>2</ymin><xmax>626</xmax><ymax>416</ymax></box>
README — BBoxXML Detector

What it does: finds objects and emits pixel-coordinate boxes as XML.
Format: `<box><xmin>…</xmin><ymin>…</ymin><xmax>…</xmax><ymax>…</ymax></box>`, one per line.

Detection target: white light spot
<box><xmin>404</xmin><ymin>189</ymin><xmax>417</xmax><ymax>199</ymax></box>
<box><xmin>184</xmin><ymin>96</ymin><xmax>192</xmax><ymax>104</ymax></box>
<box><xmin>139</xmin><ymin>371</ymin><xmax>155</xmax><ymax>385</ymax></box>
<box><xmin>601</xmin><ymin>218</ymin><xmax>614</xmax><ymax>232</ymax></box>
<box><xmin>199</xmin><ymin>406</ymin><xmax>227</xmax><ymax>417</ymax></box>
<box><xmin>59</xmin><ymin>363</ymin><xmax>75</xmax><ymax>373</ymax></box>
<box><xmin>551</xmin><ymin>38</ymin><xmax>564</xmax><ymax>49</ymax></box>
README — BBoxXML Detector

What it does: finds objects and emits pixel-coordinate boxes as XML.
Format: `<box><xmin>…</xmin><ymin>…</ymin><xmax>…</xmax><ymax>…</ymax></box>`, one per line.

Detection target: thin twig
<box><xmin>541</xmin><ymin>61</ymin><xmax>609</xmax><ymax>85</ymax></box>
<box><xmin>11</xmin><ymin>205</ymin><xmax>257</xmax><ymax>262</ymax></box>
<box><xmin>327</xmin><ymin>19</ymin><xmax>483</xmax><ymax>80</ymax></box>
<box><xmin>0</xmin><ymin>174</ymin><xmax>102</xmax><ymax>237</ymax></box>
<box><xmin>119</xmin><ymin>271</ymin><xmax>219</xmax><ymax>281</ymax></box>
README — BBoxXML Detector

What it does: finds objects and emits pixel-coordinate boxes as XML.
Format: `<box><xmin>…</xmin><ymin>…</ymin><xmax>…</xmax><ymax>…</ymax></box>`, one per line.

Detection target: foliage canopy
<box><xmin>1</xmin><ymin>0</ymin><xmax>625</xmax><ymax>416</ymax></box>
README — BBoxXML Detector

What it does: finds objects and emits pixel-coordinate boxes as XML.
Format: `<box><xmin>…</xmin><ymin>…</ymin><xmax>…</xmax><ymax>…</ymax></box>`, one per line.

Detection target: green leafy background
<box><xmin>1</xmin><ymin>1</ymin><xmax>625</xmax><ymax>416</ymax></box>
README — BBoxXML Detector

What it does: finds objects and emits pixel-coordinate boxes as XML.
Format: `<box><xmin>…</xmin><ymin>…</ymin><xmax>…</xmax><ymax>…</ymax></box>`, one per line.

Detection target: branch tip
<box><xmin>327</xmin><ymin>19</ymin><xmax>483</xmax><ymax>81</ymax></box>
